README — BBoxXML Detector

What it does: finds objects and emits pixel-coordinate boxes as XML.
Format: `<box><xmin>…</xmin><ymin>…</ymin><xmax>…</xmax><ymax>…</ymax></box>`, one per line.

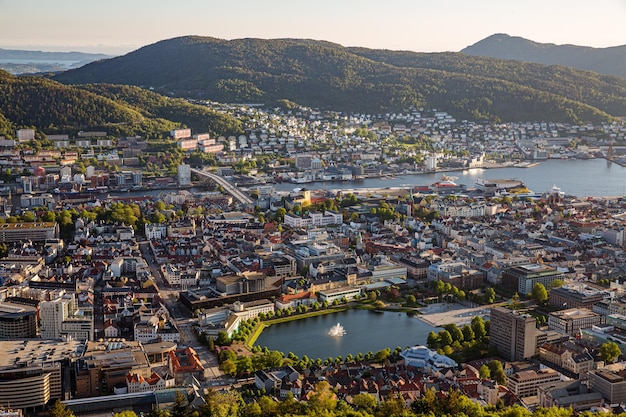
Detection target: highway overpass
<box><xmin>190</xmin><ymin>168</ymin><xmax>254</xmax><ymax>205</ymax></box>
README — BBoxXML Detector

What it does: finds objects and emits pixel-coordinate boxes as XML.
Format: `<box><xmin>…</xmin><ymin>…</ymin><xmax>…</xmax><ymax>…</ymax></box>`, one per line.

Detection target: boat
<box><xmin>430</xmin><ymin>174</ymin><xmax>466</xmax><ymax>194</ymax></box>
<box><xmin>475</xmin><ymin>177</ymin><xmax>525</xmax><ymax>191</ymax></box>
<box><xmin>514</xmin><ymin>161</ymin><xmax>541</xmax><ymax>168</ymax></box>
<box><xmin>431</xmin><ymin>174</ymin><xmax>458</xmax><ymax>188</ymax></box>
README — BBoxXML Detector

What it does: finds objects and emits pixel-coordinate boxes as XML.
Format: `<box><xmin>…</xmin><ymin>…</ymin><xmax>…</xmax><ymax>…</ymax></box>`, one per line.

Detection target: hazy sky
<box><xmin>2</xmin><ymin>0</ymin><xmax>626</xmax><ymax>55</ymax></box>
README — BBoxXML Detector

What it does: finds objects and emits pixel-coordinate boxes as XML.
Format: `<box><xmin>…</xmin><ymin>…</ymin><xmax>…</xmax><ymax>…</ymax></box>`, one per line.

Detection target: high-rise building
<box><xmin>489</xmin><ymin>306</ymin><xmax>536</xmax><ymax>361</ymax></box>
<box><xmin>177</xmin><ymin>163</ymin><xmax>191</xmax><ymax>186</ymax></box>
<box><xmin>40</xmin><ymin>296</ymin><xmax>74</xmax><ymax>340</ymax></box>
<box><xmin>40</xmin><ymin>294</ymin><xmax>93</xmax><ymax>341</ymax></box>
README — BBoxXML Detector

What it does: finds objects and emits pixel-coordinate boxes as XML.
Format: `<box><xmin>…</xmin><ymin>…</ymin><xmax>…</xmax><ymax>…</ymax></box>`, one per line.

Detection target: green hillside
<box><xmin>0</xmin><ymin>70</ymin><xmax>242</xmax><ymax>139</ymax></box>
<box><xmin>76</xmin><ymin>84</ymin><xmax>242</xmax><ymax>136</ymax></box>
<box><xmin>52</xmin><ymin>36</ymin><xmax>625</xmax><ymax>123</ymax></box>
<box><xmin>347</xmin><ymin>48</ymin><xmax>626</xmax><ymax>117</ymax></box>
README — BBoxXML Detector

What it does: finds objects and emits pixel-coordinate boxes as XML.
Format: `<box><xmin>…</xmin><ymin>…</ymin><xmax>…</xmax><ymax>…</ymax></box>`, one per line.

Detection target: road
<box><xmin>190</xmin><ymin>168</ymin><xmax>254</xmax><ymax>205</ymax></box>
<box><xmin>139</xmin><ymin>240</ymin><xmax>224</xmax><ymax>381</ymax></box>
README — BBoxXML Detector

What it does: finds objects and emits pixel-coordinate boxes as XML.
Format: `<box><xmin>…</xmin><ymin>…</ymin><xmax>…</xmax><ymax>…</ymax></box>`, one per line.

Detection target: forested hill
<box><xmin>462</xmin><ymin>33</ymin><xmax>626</xmax><ymax>79</ymax></box>
<box><xmin>0</xmin><ymin>71</ymin><xmax>242</xmax><ymax>139</ymax></box>
<box><xmin>52</xmin><ymin>36</ymin><xmax>626</xmax><ymax>123</ymax></box>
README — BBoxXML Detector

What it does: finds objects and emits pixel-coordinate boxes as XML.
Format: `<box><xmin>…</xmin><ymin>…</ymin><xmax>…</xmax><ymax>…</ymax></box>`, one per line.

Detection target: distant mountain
<box><xmin>0</xmin><ymin>48</ymin><xmax>113</xmax><ymax>74</ymax></box>
<box><xmin>52</xmin><ymin>36</ymin><xmax>626</xmax><ymax>123</ymax></box>
<box><xmin>0</xmin><ymin>70</ymin><xmax>242</xmax><ymax>139</ymax></box>
<box><xmin>462</xmin><ymin>33</ymin><xmax>626</xmax><ymax>79</ymax></box>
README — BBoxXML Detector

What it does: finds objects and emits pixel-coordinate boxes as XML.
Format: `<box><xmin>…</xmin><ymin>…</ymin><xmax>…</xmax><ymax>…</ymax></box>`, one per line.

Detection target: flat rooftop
<box><xmin>0</xmin><ymin>222</ymin><xmax>55</xmax><ymax>230</ymax></box>
<box><xmin>0</xmin><ymin>339</ymin><xmax>83</xmax><ymax>369</ymax></box>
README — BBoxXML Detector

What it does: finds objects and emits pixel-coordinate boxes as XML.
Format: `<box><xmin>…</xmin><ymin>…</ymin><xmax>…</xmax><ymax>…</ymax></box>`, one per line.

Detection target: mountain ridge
<box><xmin>51</xmin><ymin>35</ymin><xmax>626</xmax><ymax>123</ymax></box>
<box><xmin>461</xmin><ymin>33</ymin><xmax>626</xmax><ymax>78</ymax></box>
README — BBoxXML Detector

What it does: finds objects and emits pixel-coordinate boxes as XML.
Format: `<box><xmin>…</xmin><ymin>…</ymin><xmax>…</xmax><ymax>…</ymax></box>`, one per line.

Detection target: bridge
<box><xmin>190</xmin><ymin>168</ymin><xmax>254</xmax><ymax>205</ymax></box>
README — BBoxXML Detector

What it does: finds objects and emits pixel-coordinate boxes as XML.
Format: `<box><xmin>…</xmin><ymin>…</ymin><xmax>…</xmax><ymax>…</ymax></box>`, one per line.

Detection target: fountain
<box><xmin>328</xmin><ymin>323</ymin><xmax>346</xmax><ymax>336</ymax></box>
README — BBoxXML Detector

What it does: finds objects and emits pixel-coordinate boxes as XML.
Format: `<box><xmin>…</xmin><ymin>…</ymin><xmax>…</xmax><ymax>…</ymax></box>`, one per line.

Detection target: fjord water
<box><xmin>276</xmin><ymin>159</ymin><xmax>626</xmax><ymax>197</ymax></box>
<box><xmin>254</xmin><ymin>309</ymin><xmax>439</xmax><ymax>359</ymax></box>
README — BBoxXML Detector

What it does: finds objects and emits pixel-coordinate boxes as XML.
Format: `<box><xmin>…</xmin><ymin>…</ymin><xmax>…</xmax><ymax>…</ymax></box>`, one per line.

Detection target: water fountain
<box><xmin>328</xmin><ymin>323</ymin><xmax>346</xmax><ymax>336</ymax></box>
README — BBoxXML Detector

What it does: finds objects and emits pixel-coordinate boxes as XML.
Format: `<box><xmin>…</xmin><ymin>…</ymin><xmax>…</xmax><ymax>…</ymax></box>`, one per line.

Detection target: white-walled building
<box><xmin>177</xmin><ymin>163</ymin><xmax>191</xmax><ymax>186</ymax></box>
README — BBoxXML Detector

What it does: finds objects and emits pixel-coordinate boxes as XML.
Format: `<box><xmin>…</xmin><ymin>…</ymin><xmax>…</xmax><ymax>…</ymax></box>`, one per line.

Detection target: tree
<box><xmin>114</xmin><ymin>412</ymin><xmax>137</xmax><ymax>417</ymax></box>
<box><xmin>41</xmin><ymin>210</ymin><xmax>56</xmax><ymax>222</ymax></box>
<box><xmin>220</xmin><ymin>359</ymin><xmax>237</xmax><ymax>375</ymax></box>
<box><xmin>462</xmin><ymin>325</ymin><xmax>475</xmax><ymax>342</ymax></box>
<box><xmin>488</xmin><ymin>360</ymin><xmax>507</xmax><ymax>384</ymax></box>
<box><xmin>374</xmin><ymin>348</ymin><xmax>391</xmax><ymax>363</ymax></box>
<box><xmin>218</xmin><ymin>349</ymin><xmax>237</xmax><ymax>363</ymax></box>
<box><xmin>484</xmin><ymin>287</ymin><xmax>496</xmax><ymax>303</ymax></box>
<box><xmin>550</xmin><ymin>279</ymin><xmax>564</xmax><ymax>288</ymax></box>
<box><xmin>599</xmin><ymin>341</ymin><xmax>621</xmax><ymax>364</ymax></box>
<box><xmin>472</xmin><ymin>316</ymin><xmax>487</xmax><ymax>340</ymax></box>
<box><xmin>274</xmin><ymin>208</ymin><xmax>286</xmax><ymax>223</ymax></box>
<box><xmin>264</xmin><ymin>350</ymin><xmax>284</xmax><ymax>368</ymax></box>
<box><xmin>154</xmin><ymin>200</ymin><xmax>166</xmax><ymax>211</ymax></box>
<box><xmin>406</xmin><ymin>294</ymin><xmax>417</xmax><ymax>306</ymax></box>
<box><xmin>21</xmin><ymin>211</ymin><xmax>36</xmax><ymax>222</ymax></box>
<box><xmin>215</xmin><ymin>331</ymin><xmax>231</xmax><ymax>346</ymax></box>
<box><xmin>532</xmin><ymin>283</ymin><xmax>548</xmax><ymax>304</ymax></box>
<box><xmin>352</xmin><ymin>393</ymin><xmax>377</xmax><ymax>414</ymax></box>
<box><xmin>445</xmin><ymin>323</ymin><xmax>464</xmax><ymax>343</ymax></box>
<box><xmin>202</xmin><ymin>389</ymin><xmax>244</xmax><ymax>417</ymax></box>
<box><xmin>479</xmin><ymin>364</ymin><xmax>491</xmax><ymax>379</ymax></box>
<box><xmin>171</xmin><ymin>391</ymin><xmax>189</xmax><ymax>417</ymax></box>
<box><xmin>308</xmin><ymin>380</ymin><xmax>337</xmax><ymax>413</ymax></box>
<box><xmin>438</xmin><ymin>329</ymin><xmax>453</xmax><ymax>347</ymax></box>
<box><xmin>50</xmin><ymin>400</ymin><xmax>75</xmax><ymax>417</ymax></box>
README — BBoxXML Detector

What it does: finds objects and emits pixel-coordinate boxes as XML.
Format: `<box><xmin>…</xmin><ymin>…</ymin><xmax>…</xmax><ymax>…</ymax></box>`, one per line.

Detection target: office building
<box><xmin>0</xmin><ymin>302</ymin><xmax>38</xmax><ymax>339</ymax></box>
<box><xmin>507</xmin><ymin>369</ymin><xmax>561</xmax><ymax>398</ymax></box>
<box><xmin>502</xmin><ymin>264</ymin><xmax>564</xmax><ymax>296</ymax></box>
<box><xmin>588</xmin><ymin>367</ymin><xmax>626</xmax><ymax>404</ymax></box>
<box><xmin>548</xmin><ymin>308</ymin><xmax>604</xmax><ymax>337</ymax></box>
<box><xmin>40</xmin><ymin>294</ymin><xmax>93</xmax><ymax>341</ymax></box>
<box><xmin>0</xmin><ymin>340</ymin><xmax>81</xmax><ymax>410</ymax></box>
<box><xmin>489</xmin><ymin>306</ymin><xmax>536</xmax><ymax>361</ymax></box>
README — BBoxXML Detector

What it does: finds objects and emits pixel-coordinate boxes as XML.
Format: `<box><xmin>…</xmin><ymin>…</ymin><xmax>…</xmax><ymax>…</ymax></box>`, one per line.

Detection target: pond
<box><xmin>254</xmin><ymin>309</ymin><xmax>439</xmax><ymax>360</ymax></box>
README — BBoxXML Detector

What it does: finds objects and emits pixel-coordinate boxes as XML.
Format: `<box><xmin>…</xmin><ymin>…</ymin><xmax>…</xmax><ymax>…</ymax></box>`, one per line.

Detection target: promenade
<box><xmin>417</xmin><ymin>302</ymin><xmax>492</xmax><ymax>327</ymax></box>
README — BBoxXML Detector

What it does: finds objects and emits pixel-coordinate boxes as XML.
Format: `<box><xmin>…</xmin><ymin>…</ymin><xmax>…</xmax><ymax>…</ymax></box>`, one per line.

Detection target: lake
<box><xmin>254</xmin><ymin>309</ymin><xmax>439</xmax><ymax>359</ymax></box>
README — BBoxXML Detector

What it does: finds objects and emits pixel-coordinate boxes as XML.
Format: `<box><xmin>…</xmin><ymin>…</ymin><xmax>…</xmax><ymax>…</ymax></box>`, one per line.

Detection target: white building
<box><xmin>16</xmin><ymin>129</ymin><xmax>35</xmax><ymax>142</ymax></box>
<box><xmin>283</xmin><ymin>210</ymin><xmax>343</xmax><ymax>228</ymax></box>
<box><xmin>232</xmin><ymin>300</ymin><xmax>274</xmax><ymax>320</ymax></box>
<box><xmin>40</xmin><ymin>295</ymin><xmax>74</xmax><ymax>339</ymax></box>
<box><xmin>400</xmin><ymin>345</ymin><xmax>458</xmax><ymax>371</ymax></box>
<box><xmin>126</xmin><ymin>372</ymin><xmax>173</xmax><ymax>393</ymax></box>
<box><xmin>318</xmin><ymin>286</ymin><xmax>362</xmax><ymax>303</ymax></box>
<box><xmin>177</xmin><ymin>163</ymin><xmax>191</xmax><ymax>186</ymax></box>
<box><xmin>134</xmin><ymin>314</ymin><xmax>180</xmax><ymax>343</ymax></box>
<box><xmin>425</xmin><ymin>155</ymin><xmax>437</xmax><ymax>171</ymax></box>
<box><xmin>40</xmin><ymin>294</ymin><xmax>93</xmax><ymax>341</ymax></box>
<box><xmin>145</xmin><ymin>224</ymin><xmax>167</xmax><ymax>240</ymax></box>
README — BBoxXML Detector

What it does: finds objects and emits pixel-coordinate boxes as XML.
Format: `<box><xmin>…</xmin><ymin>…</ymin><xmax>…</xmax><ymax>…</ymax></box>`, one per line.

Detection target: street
<box><xmin>138</xmin><ymin>240</ymin><xmax>224</xmax><ymax>381</ymax></box>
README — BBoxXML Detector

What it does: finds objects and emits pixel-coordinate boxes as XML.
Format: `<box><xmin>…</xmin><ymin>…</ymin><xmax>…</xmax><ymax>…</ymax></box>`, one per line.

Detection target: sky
<box><xmin>2</xmin><ymin>0</ymin><xmax>626</xmax><ymax>55</ymax></box>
